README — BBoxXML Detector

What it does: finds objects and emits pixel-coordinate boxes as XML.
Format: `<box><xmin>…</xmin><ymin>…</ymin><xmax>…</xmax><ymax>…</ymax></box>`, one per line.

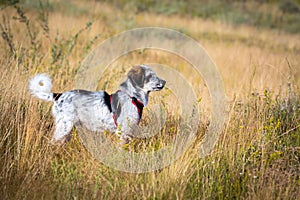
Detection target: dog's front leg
<box><xmin>117</xmin><ymin>128</ymin><xmax>132</xmax><ymax>145</ymax></box>
<box><xmin>117</xmin><ymin>120</ymin><xmax>136</xmax><ymax>145</ymax></box>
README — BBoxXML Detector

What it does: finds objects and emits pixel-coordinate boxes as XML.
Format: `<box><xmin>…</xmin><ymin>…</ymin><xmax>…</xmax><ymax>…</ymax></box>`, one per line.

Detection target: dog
<box><xmin>29</xmin><ymin>65</ymin><xmax>166</xmax><ymax>144</ymax></box>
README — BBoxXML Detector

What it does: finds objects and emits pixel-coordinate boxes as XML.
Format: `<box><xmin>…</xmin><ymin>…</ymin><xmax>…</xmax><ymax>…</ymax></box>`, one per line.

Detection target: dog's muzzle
<box><xmin>154</xmin><ymin>79</ymin><xmax>166</xmax><ymax>91</ymax></box>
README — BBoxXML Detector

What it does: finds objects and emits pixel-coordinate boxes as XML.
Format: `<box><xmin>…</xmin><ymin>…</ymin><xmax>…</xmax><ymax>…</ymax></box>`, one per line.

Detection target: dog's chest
<box><xmin>110</xmin><ymin>92</ymin><xmax>143</xmax><ymax>125</ymax></box>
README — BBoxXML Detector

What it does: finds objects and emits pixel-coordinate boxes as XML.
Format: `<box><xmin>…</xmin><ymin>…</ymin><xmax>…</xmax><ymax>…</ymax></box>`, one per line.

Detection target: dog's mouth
<box><xmin>153</xmin><ymin>80</ymin><xmax>166</xmax><ymax>91</ymax></box>
<box><xmin>153</xmin><ymin>86</ymin><xmax>164</xmax><ymax>91</ymax></box>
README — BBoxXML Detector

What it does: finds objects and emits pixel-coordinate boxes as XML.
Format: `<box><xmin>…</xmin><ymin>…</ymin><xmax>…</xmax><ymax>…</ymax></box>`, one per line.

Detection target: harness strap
<box><xmin>131</xmin><ymin>97</ymin><xmax>144</xmax><ymax>120</ymax></box>
<box><xmin>110</xmin><ymin>95</ymin><xmax>118</xmax><ymax>126</ymax></box>
<box><xmin>103</xmin><ymin>91</ymin><xmax>112</xmax><ymax>112</ymax></box>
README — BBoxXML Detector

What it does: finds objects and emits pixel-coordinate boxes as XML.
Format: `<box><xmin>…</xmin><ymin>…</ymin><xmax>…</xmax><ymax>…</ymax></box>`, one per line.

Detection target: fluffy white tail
<box><xmin>29</xmin><ymin>74</ymin><xmax>54</xmax><ymax>101</ymax></box>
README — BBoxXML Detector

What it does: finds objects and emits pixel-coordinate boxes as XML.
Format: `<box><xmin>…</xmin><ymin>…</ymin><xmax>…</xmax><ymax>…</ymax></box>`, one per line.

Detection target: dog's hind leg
<box><xmin>51</xmin><ymin>116</ymin><xmax>74</xmax><ymax>143</ymax></box>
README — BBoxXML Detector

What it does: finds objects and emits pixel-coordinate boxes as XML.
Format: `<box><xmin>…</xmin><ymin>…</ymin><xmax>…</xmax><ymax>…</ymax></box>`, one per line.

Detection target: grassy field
<box><xmin>0</xmin><ymin>0</ymin><xmax>299</xmax><ymax>199</ymax></box>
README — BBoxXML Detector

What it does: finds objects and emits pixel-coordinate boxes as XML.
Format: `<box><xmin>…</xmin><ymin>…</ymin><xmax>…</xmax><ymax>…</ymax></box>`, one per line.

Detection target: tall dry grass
<box><xmin>0</xmin><ymin>1</ymin><xmax>299</xmax><ymax>199</ymax></box>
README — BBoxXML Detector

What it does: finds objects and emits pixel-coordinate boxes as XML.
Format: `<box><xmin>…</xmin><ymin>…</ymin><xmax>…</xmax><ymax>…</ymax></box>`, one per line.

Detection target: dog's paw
<box><xmin>119</xmin><ymin>134</ymin><xmax>132</xmax><ymax>145</ymax></box>
<box><xmin>115</xmin><ymin>129</ymin><xmax>122</xmax><ymax>137</ymax></box>
<box><xmin>50</xmin><ymin>135</ymin><xmax>71</xmax><ymax>146</ymax></box>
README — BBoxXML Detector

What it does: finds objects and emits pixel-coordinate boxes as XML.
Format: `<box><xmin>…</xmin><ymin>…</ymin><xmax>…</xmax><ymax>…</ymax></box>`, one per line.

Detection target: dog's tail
<box><xmin>29</xmin><ymin>74</ymin><xmax>54</xmax><ymax>101</ymax></box>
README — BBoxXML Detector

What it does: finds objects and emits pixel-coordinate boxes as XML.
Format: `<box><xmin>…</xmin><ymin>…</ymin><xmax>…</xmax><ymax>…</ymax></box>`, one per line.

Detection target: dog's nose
<box><xmin>157</xmin><ymin>79</ymin><xmax>166</xmax><ymax>89</ymax></box>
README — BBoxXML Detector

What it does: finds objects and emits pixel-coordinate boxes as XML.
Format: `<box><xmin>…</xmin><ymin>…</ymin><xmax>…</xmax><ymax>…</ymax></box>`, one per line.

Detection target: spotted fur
<box><xmin>29</xmin><ymin>65</ymin><xmax>166</xmax><ymax>144</ymax></box>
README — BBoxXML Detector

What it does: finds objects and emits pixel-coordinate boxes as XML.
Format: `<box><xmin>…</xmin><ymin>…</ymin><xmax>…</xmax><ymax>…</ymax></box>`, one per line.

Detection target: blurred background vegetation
<box><xmin>1</xmin><ymin>0</ymin><xmax>299</xmax><ymax>33</ymax></box>
<box><xmin>103</xmin><ymin>0</ymin><xmax>300</xmax><ymax>34</ymax></box>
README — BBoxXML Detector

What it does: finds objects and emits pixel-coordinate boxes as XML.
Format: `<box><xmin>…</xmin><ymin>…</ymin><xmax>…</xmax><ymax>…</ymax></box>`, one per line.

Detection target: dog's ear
<box><xmin>128</xmin><ymin>66</ymin><xmax>145</xmax><ymax>88</ymax></box>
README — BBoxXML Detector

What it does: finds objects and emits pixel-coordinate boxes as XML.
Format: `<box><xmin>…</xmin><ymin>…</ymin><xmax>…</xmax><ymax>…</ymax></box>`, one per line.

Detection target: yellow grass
<box><xmin>0</xmin><ymin>1</ymin><xmax>299</xmax><ymax>199</ymax></box>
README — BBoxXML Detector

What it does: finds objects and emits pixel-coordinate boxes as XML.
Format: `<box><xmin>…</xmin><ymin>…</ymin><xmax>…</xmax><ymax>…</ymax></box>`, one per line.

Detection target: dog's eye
<box><xmin>145</xmin><ymin>74</ymin><xmax>152</xmax><ymax>83</ymax></box>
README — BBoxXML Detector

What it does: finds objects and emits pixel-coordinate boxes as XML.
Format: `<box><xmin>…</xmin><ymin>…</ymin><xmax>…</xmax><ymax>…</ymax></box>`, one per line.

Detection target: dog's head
<box><xmin>120</xmin><ymin>64</ymin><xmax>166</xmax><ymax>106</ymax></box>
<box><xmin>127</xmin><ymin>65</ymin><xmax>166</xmax><ymax>92</ymax></box>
